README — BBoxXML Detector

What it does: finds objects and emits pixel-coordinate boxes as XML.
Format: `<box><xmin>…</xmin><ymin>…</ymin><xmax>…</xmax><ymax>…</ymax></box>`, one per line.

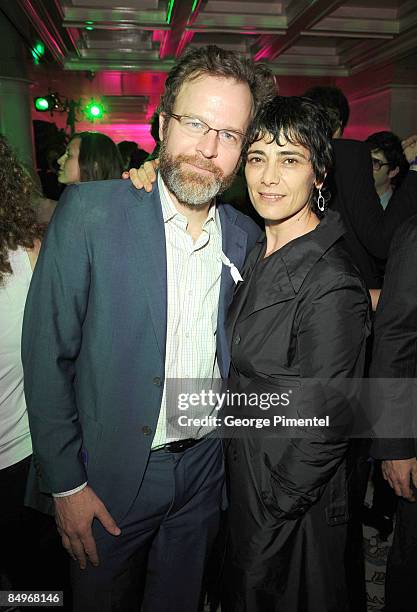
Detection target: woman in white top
<box><xmin>0</xmin><ymin>134</ymin><xmax>59</xmax><ymax>592</ymax></box>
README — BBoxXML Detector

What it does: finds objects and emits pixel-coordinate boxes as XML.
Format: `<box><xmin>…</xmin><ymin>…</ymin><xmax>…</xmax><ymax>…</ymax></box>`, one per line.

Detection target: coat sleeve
<box><xmin>22</xmin><ymin>185</ymin><xmax>90</xmax><ymax>494</ymax></box>
<box><xmin>267</xmin><ymin>272</ymin><xmax>370</xmax><ymax>519</ymax></box>
<box><xmin>370</xmin><ymin>215</ymin><xmax>417</xmax><ymax>460</ymax></box>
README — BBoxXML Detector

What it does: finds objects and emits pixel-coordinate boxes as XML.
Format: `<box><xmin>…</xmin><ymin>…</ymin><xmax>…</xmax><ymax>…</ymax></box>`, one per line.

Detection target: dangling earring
<box><xmin>317</xmin><ymin>187</ymin><xmax>325</xmax><ymax>212</ymax></box>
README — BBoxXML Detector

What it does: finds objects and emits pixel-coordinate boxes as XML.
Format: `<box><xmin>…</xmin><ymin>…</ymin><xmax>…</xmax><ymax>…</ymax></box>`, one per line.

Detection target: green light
<box><xmin>191</xmin><ymin>0</ymin><xmax>198</xmax><ymax>12</ymax></box>
<box><xmin>34</xmin><ymin>96</ymin><xmax>49</xmax><ymax>111</ymax></box>
<box><xmin>90</xmin><ymin>105</ymin><xmax>101</xmax><ymax>117</ymax></box>
<box><xmin>35</xmin><ymin>41</ymin><xmax>45</xmax><ymax>56</ymax></box>
<box><xmin>84</xmin><ymin>100</ymin><xmax>105</xmax><ymax>120</ymax></box>
<box><xmin>85</xmin><ymin>25</ymin><xmax>94</xmax><ymax>31</ymax></box>
<box><xmin>166</xmin><ymin>0</ymin><xmax>175</xmax><ymax>23</ymax></box>
<box><xmin>85</xmin><ymin>21</ymin><xmax>94</xmax><ymax>25</ymax></box>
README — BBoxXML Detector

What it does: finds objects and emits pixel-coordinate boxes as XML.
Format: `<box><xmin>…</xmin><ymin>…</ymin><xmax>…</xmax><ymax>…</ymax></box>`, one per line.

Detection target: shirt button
<box><xmin>153</xmin><ymin>377</ymin><xmax>162</xmax><ymax>386</ymax></box>
<box><xmin>142</xmin><ymin>425</ymin><xmax>153</xmax><ymax>436</ymax></box>
<box><xmin>234</xmin><ymin>334</ymin><xmax>241</xmax><ymax>345</ymax></box>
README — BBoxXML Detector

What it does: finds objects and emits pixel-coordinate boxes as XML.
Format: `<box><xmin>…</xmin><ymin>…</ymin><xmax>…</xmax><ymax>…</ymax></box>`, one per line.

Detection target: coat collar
<box><xmin>255</xmin><ymin>208</ymin><xmax>346</xmax><ymax>293</ymax></box>
<box><xmin>228</xmin><ymin>210</ymin><xmax>346</xmax><ymax>333</ymax></box>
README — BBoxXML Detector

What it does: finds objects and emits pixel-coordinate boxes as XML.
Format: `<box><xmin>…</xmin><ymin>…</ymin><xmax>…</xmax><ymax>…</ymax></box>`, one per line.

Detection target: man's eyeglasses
<box><xmin>371</xmin><ymin>157</ymin><xmax>390</xmax><ymax>171</ymax></box>
<box><xmin>166</xmin><ymin>113</ymin><xmax>246</xmax><ymax>150</ymax></box>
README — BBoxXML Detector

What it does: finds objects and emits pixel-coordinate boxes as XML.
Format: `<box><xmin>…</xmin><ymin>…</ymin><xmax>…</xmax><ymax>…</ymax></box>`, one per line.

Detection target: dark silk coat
<box><xmin>223</xmin><ymin>210</ymin><xmax>371</xmax><ymax>612</ymax></box>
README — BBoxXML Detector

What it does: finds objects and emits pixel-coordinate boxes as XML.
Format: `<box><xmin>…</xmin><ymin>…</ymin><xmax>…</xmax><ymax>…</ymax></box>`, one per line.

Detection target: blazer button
<box><xmin>153</xmin><ymin>376</ymin><xmax>162</xmax><ymax>387</ymax></box>
<box><xmin>234</xmin><ymin>334</ymin><xmax>241</xmax><ymax>345</ymax></box>
<box><xmin>142</xmin><ymin>425</ymin><xmax>153</xmax><ymax>436</ymax></box>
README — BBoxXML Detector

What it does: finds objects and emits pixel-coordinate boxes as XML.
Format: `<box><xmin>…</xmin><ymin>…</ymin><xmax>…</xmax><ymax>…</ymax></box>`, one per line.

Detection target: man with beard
<box><xmin>21</xmin><ymin>46</ymin><xmax>274</xmax><ymax>612</ymax></box>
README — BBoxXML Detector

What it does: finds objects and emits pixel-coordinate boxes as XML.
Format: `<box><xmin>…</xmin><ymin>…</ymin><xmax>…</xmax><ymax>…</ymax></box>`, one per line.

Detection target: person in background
<box><xmin>37</xmin><ymin>147</ymin><xmax>65</xmax><ymax>201</ymax></box>
<box><xmin>147</xmin><ymin>112</ymin><xmax>161</xmax><ymax>160</ymax></box>
<box><xmin>304</xmin><ymin>86</ymin><xmax>417</xmax><ymax>304</ymax></box>
<box><xmin>366</xmin><ymin>131</ymin><xmax>409</xmax><ymax>209</ymax></box>
<box><xmin>0</xmin><ymin>134</ymin><xmax>70</xmax><ymax>606</ymax></box>
<box><xmin>361</xmin><ymin>132</ymin><xmax>410</xmax><ymax>539</ymax></box>
<box><xmin>58</xmin><ymin>131</ymin><xmax>123</xmax><ymax>185</ymax></box>
<box><xmin>118</xmin><ymin>140</ymin><xmax>148</xmax><ymax>171</ymax></box>
<box><xmin>370</xmin><ymin>138</ymin><xmax>417</xmax><ymax>612</ymax></box>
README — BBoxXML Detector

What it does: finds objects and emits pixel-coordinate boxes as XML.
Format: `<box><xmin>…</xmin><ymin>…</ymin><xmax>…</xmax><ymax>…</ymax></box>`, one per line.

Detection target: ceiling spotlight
<box><xmin>34</xmin><ymin>96</ymin><xmax>49</xmax><ymax>111</ymax></box>
<box><xmin>33</xmin><ymin>92</ymin><xmax>66</xmax><ymax>114</ymax></box>
<box><xmin>83</xmin><ymin>99</ymin><xmax>105</xmax><ymax>121</ymax></box>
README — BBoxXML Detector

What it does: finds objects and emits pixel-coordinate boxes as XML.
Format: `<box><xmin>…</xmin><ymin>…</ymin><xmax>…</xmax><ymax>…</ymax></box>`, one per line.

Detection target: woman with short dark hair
<box><xmin>223</xmin><ymin>96</ymin><xmax>370</xmax><ymax>611</ymax></box>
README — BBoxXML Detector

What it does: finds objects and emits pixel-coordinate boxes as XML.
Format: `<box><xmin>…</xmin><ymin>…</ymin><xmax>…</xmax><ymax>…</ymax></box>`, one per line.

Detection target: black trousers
<box><xmin>0</xmin><ymin>455</ymin><xmax>71</xmax><ymax>609</ymax></box>
<box><xmin>384</xmin><ymin>496</ymin><xmax>417</xmax><ymax>612</ymax></box>
<box><xmin>71</xmin><ymin>437</ymin><xmax>225</xmax><ymax>612</ymax></box>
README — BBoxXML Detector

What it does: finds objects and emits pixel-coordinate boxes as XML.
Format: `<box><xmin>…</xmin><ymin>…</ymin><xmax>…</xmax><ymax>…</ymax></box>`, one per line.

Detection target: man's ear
<box><xmin>388</xmin><ymin>166</ymin><xmax>400</xmax><ymax>180</ymax></box>
<box><xmin>159</xmin><ymin>113</ymin><xmax>166</xmax><ymax>142</ymax></box>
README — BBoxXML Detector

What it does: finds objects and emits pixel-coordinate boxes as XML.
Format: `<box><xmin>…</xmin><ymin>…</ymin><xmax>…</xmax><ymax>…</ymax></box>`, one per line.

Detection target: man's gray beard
<box><xmin>159</xmin><ymin>143</ymin><xmax>237</xmax><ymax>209</ymax></box>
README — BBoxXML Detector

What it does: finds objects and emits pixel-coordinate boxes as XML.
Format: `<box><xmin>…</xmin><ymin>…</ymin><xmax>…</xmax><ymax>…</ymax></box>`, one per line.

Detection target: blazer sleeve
<box><xmin>333</xmin><ymin>142</ymin><xmax>417</xmax><ymax>261</ymax></box>
<box><xmin>384</xmin><ymin>170</ymin><xmax>417</xmax><ymax>236</ymax></box>
<box><xmin>22</xmin><ymin>185</ymin><xmax>90</xmax><ymax>494</ymax></box>
<box><xmin>370</xmin><ymin>215</ymin><xmax>417</xmax><ymax>460</ymax></box>
<box><xmin>268</xmin><ymin>272</ymin><xmax>370</xmax><ymax>519</ymax></box>
<box><xmin>333</xmin><ymin>140</ymin><xmax>389</xmax><ymax>260</ymax></box>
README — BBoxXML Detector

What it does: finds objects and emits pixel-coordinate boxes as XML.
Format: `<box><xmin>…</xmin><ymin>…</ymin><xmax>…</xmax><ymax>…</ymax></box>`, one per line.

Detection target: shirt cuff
<box><xmin>53</xmin><ymin>482</ymin><xmax>88</xmax><ymax>497</ymax></box>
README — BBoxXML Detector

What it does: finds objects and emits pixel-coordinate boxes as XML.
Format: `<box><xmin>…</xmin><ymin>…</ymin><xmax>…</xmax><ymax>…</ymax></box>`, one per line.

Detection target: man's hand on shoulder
<box><xmin>54</xmin><ymin>485</ymin><xmax>121</xmax><ymax>569</ymax></box>
<box><xmin>382</xmin><ymin>457</ymin><xmax>417</xmax><ymax>501</ymax></box>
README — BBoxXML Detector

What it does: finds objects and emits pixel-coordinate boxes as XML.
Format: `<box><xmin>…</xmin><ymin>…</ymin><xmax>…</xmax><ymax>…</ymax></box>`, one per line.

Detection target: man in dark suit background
<box><xmin>22</xmin><ymin>45</ymin><xmax>274</xmax><ymax>611</ymax></box>
<box><xmin>304</xmin><ymin>86</ymin><xmax>417</xmax><ymax>304</ymax></box>
<box><xmin>370</xmin><ymin>139</ymin><xmax>417</xmax><ymax>612</ymax></box>
<box><xmin>302</xmin><ymin>86</ymin><xmax>417</xmax><ymax>612</ymax></box>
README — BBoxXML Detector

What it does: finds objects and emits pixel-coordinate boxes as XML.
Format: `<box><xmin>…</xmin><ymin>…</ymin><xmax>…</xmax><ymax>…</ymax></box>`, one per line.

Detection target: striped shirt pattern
<box><xmin>151</xmin><ymin>174</ymin><xmax>222</xmax><ymax>448</ymax></box>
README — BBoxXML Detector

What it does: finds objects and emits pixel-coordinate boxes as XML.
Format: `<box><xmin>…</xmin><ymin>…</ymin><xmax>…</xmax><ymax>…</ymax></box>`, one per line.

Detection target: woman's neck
<box><xmin>264</xmin><ymin>205</ymin><xmax>319</xmax><ymax>257</ymax></box>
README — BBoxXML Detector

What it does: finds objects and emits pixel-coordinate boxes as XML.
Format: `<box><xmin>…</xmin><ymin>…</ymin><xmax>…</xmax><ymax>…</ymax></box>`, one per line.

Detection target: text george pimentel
<box><xmin>177</xmin><ymin>415</ymin><xmax>330</xmax><ymax>429</ymax></box>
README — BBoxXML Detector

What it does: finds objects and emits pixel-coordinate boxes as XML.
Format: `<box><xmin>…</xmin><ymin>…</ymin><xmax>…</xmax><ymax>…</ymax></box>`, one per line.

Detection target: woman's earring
<box><xmin>317</xmin><ymin>188</ymin><xmax>325</xmax><ymax>212</ymax></box>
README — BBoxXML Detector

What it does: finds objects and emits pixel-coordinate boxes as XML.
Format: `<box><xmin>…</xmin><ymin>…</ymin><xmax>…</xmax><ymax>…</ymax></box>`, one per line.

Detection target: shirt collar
<box><xmin>379</xmin><ymin>188</ymin><xmax>393</xmax><ymax>209</ymax></box>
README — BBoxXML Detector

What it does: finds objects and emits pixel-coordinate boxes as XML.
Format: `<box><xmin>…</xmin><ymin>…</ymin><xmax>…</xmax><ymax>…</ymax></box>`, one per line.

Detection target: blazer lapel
<box><xmin>125</xmin><ymin>184</ymin><xmax>167</xmax><ymax>359</ymax></box>
<box><xmin>216</xmin><ymin>205</ymin><xmax>248</xmax><ymax>377</ymax></box>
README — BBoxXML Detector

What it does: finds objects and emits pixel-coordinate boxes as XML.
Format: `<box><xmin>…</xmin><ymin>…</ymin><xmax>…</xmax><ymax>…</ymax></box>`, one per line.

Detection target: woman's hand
<box><xmin>122</xmin><ymin>159</ymin><xmax>159</xmax><ymax>192</ymax></box>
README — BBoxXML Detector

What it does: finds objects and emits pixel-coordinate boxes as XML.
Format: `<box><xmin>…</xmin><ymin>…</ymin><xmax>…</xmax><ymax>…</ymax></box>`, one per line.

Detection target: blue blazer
<box><xmin>22</xmin><ymin>179</ymin><xmax>260</xmax><ymax>521</ymax></box>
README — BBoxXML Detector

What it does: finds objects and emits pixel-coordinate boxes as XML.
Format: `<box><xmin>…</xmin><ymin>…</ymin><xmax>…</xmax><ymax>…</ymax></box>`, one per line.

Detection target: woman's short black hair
<box><xmin>74</xmin><ymin>132</ymin><xmax>123</xmax><ymax>182</ymax></box>
<box><xmin>247</xmin><ymin>95</ymin><xmax>334</xmax><ymax>186</ymax></box>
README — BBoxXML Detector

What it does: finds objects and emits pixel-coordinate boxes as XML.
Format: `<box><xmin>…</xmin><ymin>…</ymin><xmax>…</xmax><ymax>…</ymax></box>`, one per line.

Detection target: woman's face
<box><xmin>245</xmin><ymin>133</ymin><xmax>318</xmax><ymax>223</ymax></box>
<box><xmin>57</xmin><ymin>138</ymin><xmax>81</xmax><ymax>184</ymax></box>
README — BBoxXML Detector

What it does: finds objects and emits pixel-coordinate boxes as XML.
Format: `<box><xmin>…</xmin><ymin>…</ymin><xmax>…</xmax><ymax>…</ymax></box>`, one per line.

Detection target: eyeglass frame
<box><xmin>164</xmin><ymin>112</ymin><xmax>247</xmax><ymax>148</ymax></box>
<box><xmin>371</xmin><ymin>157</ymin><xmax>391</xmax><ymax>171</ymax></box>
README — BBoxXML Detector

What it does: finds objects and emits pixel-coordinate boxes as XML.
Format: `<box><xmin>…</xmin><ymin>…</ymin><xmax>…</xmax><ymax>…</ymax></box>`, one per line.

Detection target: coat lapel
<box><xmin>216</xmin><ymin>205</ymin><xmax>248</xmax><ymax>378</ymax></box>
<box><xmin>125</xmin><ymin>184</ymin><xmax>167</xmax><ymax>359</ymax></box>
<box><xmin>226</xmin><ymin>239</ymin><xmax>264</xmax><ymax>345</ymax></box>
